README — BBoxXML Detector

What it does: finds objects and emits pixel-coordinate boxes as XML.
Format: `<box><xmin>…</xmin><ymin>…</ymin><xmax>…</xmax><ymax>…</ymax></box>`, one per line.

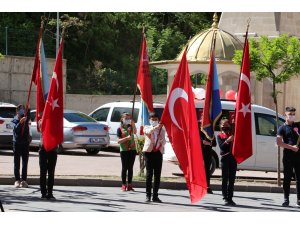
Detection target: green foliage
<box><xmin>233</xmin><ymin>34</ymin><xmax>300</xmax><ymax>83</ymax></box>
<box><xmin>0</xmin><ymin>12</ymin><xmax>213</xmax><ymax>95</ymax></box>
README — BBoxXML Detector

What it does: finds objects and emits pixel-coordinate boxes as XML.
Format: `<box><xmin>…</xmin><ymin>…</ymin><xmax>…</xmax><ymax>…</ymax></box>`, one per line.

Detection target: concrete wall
<box><xmin>0</xmin><ymin>55</ymin><xmax>67</xmax><ymax>107</ymax></box>
<box><xmin>65</xmin><ymin>94</ymin><xmax>167</xmax><ymax>114</ymax></box>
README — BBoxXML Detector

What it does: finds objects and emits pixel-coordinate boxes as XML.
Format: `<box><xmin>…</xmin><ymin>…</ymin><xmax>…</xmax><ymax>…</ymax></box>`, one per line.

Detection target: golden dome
<box><xmin>176</xmin><ymin>13</ymin><xmax>243</xmax><ymax>62</ymax></box>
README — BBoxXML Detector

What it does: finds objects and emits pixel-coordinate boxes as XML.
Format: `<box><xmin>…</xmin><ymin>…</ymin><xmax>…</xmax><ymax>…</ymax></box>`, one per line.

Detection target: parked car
<box><xmin>0</xmin><ymin>102</ymin><xmax>16</xmax><ymax>147</ymax></box>
<box><xmin>163</xmin><ymin>99</ymin><xmax>286</xmax><ymax>175</ymax></box>
<box><xmin>89</xmin><ymin>101</ymin><xmax>165</xmax><ymax>146</ymax></box>
<box><xmin>30</xmin><ymin>109</ymin><xmax>110</xmax><ymax>155</ymax></box>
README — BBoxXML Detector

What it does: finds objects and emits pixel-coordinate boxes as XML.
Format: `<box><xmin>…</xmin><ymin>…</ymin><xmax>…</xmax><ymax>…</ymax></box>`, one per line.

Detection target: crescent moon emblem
<box><xmin>52</xmin><ymin>72</ymin><xmax>59</xmax><ymax>92</ymax></box>
<box><xmin>168</xmin><ymin>88</ymin><xmax>188</xmax><ymax>131</ymax></box>
<box><xmin>240</xmin><ymin>73</ymin><xmax>250</xmax><ymax>92</ymax></box>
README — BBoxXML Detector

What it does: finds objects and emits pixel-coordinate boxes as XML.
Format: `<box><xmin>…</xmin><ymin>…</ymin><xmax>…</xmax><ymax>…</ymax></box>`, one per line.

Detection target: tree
<box><xmin>233</xmin><ymin>34</ymin><xmax>300</xmax><ymax>186</ymax></box>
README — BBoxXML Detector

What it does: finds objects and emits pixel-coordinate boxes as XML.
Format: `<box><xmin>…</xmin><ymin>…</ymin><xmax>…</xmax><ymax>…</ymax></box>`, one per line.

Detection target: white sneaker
<box><xmin>14</xmin><ymin>180</ymin><xmax>21</xmax><ymax>188</ymax></box>
<box><xmin>20</xmin><ymin>181</ymin><xmax>28</xmax><ymax>188</ymax></box>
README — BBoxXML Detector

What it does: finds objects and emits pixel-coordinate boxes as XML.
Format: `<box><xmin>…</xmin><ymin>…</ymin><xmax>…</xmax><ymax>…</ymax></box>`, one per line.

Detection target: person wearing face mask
<box><xmin>277</xmin><ymin>106</ymin><xmax>300</xmax><ymax>207</ymax></box>
<box><xmin>217</xmin><ymin>118</ymin><xmax>237</xmax><ymax>206</ymax></box>
<box><xmin>11</xmin><ymin>104</ymin><xmax>31</xmax><ymax>188</ymax></box>
<box><xmin>117</xmin><ymin>113</ymin><xmax>137</xmax><ymax>191</ymax></box>
<box><xmin>198</xmin><ymin>113</ymin><xmax>216</xmax><ymax>194</ymax></box>
<box><xmin>142</xmin><ymin>113</ymin><xmax>166</xmax><ymax>203</ymax></box>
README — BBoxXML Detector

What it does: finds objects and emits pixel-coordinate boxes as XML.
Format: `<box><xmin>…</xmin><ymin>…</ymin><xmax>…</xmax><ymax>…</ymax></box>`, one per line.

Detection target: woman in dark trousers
<box><xmin>217</xmin><ymin>118</ymin><xmax>237</xmax><ymax>206</ymax></box>
<box><xmin>117</xmin><ymin>113</ymin><xmax>137</xmax><ymax>191</ymax></box>
<box><xmin>38</xmin><ymin>119</ymin><xmax>58</xmax><ymax>200</ymax></box>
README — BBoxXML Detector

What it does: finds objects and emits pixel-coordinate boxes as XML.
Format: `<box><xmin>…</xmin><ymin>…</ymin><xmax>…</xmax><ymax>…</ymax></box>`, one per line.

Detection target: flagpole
<box><xmin>22</xmin><ymin>19</ymin><xmax>45</xmax><ymax>136</ymax></box>
<box><xmin>131</xmin><ymin>27</ymin><xmax>145</xmax><ymax>120</ymax></box>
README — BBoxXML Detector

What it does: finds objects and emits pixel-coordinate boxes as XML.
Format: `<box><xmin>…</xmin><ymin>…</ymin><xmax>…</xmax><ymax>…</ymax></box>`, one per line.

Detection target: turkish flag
<box><xmin>232</xmin><ymin>38</ymin><xmax>253</xmax><ymax>164</ymax></box>
<box><xmin>41</xmin><ymin>33</ymin><xmax>64</xmax><ymax>152</ymax></box>
<box><xmin>161</xmin><ymin>50</ymin><xmax>207</xmax><ymax>203</ymax></box>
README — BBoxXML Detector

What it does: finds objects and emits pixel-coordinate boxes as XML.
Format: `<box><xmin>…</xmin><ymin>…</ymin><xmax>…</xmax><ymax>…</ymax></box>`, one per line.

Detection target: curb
<box><xmin>0</xmin><ymin>176</ymin><xmax>296</xmax><ymax>194</ymax></box>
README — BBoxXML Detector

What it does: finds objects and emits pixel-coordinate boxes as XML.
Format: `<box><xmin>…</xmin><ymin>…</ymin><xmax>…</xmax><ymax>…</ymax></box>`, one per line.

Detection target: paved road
<box><xmin>1</xmin><ymin>185</ymin><xmax>299</xmax><ymax>212</ymax></box>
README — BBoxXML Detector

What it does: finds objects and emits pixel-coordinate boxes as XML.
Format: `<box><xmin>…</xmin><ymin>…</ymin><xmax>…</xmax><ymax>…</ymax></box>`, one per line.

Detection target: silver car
<box><xmin>30</xmin><ymin>109</ymin><xmax>110</xmax><ymax>155</ymax></box>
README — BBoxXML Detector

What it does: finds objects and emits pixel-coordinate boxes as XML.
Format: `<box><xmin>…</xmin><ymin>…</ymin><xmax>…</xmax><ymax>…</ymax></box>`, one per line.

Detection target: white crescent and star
<box><xmin>168</xmin><ymin>88</ymin><xmax>188</xmax><ymax>131</ymax></box>
<box><xmin>238</xmin><ymin>72</ymin><xmax>251</xmax><ymax>118</ymax></box>
<box><xmin>53</xmin><ymin>72</ymin><xmax>59</xmax><ymax>92</ymax></box>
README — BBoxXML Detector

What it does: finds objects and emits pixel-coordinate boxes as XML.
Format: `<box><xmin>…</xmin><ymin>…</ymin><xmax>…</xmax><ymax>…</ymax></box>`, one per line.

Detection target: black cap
<box><xmin>285</xmin><ymin>107</ymin><xmax>296</xmax><ymax>112</ymax></box>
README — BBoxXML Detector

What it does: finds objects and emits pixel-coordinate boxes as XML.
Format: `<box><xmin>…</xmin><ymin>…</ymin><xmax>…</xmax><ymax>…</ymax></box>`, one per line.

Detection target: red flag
<box><xmin>136</xmin><ymin>33</ymin><xmax>154</xmax><ymax>126</ymax></box>
<box><xmin>232</xmin><ymin>38</ymin><xmax>253</xmax><ymax>164</ymax></box>
<box><xmin>161</xmin><ymin>50</ymin><xmax>207</xmax><ymax>203</ymax></box>
<box><xmin>41</xmin><ymin>34</ymin><xmax>64</xmax><ymax>152</ymax></box>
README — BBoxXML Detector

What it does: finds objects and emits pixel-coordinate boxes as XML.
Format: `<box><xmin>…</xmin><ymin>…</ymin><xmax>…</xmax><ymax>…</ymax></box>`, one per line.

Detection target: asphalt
<box><xmin>0</xmin><ymin>148</ymin><xmax>296</xmax><ymax>194</ymax></box>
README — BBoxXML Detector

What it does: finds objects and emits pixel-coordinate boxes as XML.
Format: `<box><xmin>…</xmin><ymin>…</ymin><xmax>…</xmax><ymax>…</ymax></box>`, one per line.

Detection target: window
<box><xmin>255</xmin><ymin>113</ymin><xmax>285</xmax><ymax>136</ymax></box>
<box><xmin>0</xmin><ymin>107</ymin><xmax>16</xmax><ymax>118</ymax></box>
<box><xmin>110</xmin><ymin>107</ymin><xmax>139</xmax><ymax>122</ymax></box>
<box><xmin>64</xmin><ymin>112</ymin><xmax>96</xmax><ymax>123</ymax></box>
<box><xmin>91</xmin><ymin>108</ymin><xmax>110</xmax><ymax>122</ymax></box>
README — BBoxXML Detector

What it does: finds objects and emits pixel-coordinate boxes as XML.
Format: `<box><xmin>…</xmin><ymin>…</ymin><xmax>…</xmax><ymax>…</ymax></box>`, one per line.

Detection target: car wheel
<box><xmin>57</xmin><ymin>145</ymin><xmax>64</xmax><ymax>154</ymax></box>
<box><xmin>210</xmin><ymin>155</ymin><xmax>217</xmax><ymax>176</ymax></box>
<box><xmin>86</xmin><ymin>148</ymin><xmax>100</xmax><ymax>155</ymax></box>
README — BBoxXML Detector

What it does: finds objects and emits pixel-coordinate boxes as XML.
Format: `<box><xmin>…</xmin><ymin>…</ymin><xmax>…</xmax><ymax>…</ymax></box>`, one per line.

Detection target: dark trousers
<box><xmin>283</xmin><ymin>153</ymin><xmax>300</xmax><ymax>200</ymax></box>
<box><xmin>221</xmin><ymin>154</ymin><xmax>237</xmax><ymax>200</ymax></box>
<box><xmin>13</xmin><ymin>142</ymin><xmax>29</xmax><ymax>181</ymax></box>
<box><xmin>39</xmin><ymin>147</ymin><xmax>57</xmax><ymax>196</ymax></box>
<box><xmin>120</xmin><ymin>150</ymin><xmax>136</xmax><ymax>185</ymax></box>
<box><xmin>144</xmin><ymin>151</ymin><xmax>163</xmax><ymax>198</ymax></box>
<box><xmin>203</xmin><ymin>148</ymin><xmax>212</xmax><ymax>188</ymax></box>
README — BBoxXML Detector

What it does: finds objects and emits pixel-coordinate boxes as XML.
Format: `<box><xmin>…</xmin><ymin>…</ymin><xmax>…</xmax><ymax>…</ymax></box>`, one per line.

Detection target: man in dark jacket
<box><xmin>11</xmin><ymin>104</ymin><xmax>31</xmax><ymax>188</ymax></box>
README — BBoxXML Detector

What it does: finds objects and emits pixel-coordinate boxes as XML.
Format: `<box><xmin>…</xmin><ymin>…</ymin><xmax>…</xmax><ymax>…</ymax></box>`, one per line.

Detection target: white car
<box><xmin>164</xmin><ymin>99</ymin><xmax>286</xmax><ymax>174</ymax></box>
<box><xmin>0</xmin><ymin>102</ymin><xmax>16</xmax><ymax>147</ymax></box>
<box><xmin>89</xmin><ymin>101</ymin><xmax>164</xmax><ymax>146</ymax></box>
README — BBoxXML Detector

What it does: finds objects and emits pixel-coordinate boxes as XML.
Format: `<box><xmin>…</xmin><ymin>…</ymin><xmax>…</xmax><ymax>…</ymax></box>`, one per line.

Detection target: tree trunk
<box><xmin>272</xmin><ymin>79</ymin><xmax>281</xmax><ymax>187</ymax></box>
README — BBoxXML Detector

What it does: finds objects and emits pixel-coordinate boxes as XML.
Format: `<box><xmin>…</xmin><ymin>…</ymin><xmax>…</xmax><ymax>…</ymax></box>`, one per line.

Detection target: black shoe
<box><xmin>41</xmin><ymin>194</ymin><xmax>47</xmax><ymax>200</ymax></box>
<box><xmin>207</xmin><ymin>188</ymin><xmax>213</xmax><ymax>194</ymax></box>
<box><xmin>152</xmin><ymin>197</ymin><xmax>162</xmax><ymax>203</ymax></box>
<box><xmin>282</xmin><ymin>199</ymin><xmax>289</xmax><ymax>207</ymax></box>
<box><xmin>228</xmin><ymin>199</ymin><xmax>236</xmax><ymax>206</ymax></box>
<box><xmin>145</xmin><ymin>196</ymin><xmax>151</xmax><ymax>202</ymax></box>
<box><xmin>47</xmin><ymin>194</ymin><xmax>56</xmax><ymax>201</ymax></box>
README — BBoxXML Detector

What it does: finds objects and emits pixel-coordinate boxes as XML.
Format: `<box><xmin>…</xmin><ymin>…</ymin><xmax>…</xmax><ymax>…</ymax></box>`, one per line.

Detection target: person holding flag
<box><xmin>39</xmin><ymin>31</ymin><xmax>64</xmax><ymax>200</ymax></box>
<box><xmin>142</xmin><ymin>113</ymin><xmax>166</xmax><ymax>203</ymax></box>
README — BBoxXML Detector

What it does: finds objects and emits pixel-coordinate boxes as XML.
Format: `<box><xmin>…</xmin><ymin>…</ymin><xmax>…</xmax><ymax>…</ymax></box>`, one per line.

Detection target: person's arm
<box><xmin>117</xmin><ymin>128</ymin><xmax>131</xmax><ymax>144</ymax></box>
<box><xmin>276</xmin><ymin>135</ymin><xmax>298</xmax><ymax>152</ymax></box>
<box><xmin>217</xmin><ymin>135</ymin><xmax>228</xmax><ymax>150</ymax></box>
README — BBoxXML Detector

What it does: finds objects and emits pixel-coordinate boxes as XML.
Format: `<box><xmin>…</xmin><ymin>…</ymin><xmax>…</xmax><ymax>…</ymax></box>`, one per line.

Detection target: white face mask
<box><xmin>150</xmin><ymin>120</ymin><xmax>159</xmax><ymax>126</ymax></box>
<box><xmin>287</xmin><ymin>115</ymin><xmax>296</xmax><ymax>122</ymax></box>
<box><xmin>123</xmin><ymin>119</ymin><xmax>131</xmax><ymax>125</ymax></box>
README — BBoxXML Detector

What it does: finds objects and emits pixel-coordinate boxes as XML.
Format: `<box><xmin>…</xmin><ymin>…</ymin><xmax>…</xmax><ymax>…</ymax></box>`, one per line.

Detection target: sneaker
<box><xmin>127</xmin><ymin>184</ymin><xmax>134</xmax><ymax>191</ymax></box>
<box><xmin>14</xmin><ymin>180</ymin><xmax>21</xmax><ymax>188</ymax></box>
<box><xmin>145</xmin><ymin>196</ymin><xmax>151</xmax><ymax>202</ymax></box>
<box><xmin>152</xmin><ymin>197</ymin><xmax>162</xmax><ymax>203</ymax></box>
<box><xmin>47</xmin><ymin>194</ymin><xmax>56</xmax><ymax>201</ymax></box>
<box><xmin>282</xmin><ymin>199</ymin><xmax>289</xmax><ymax>207</ymax></box>
<box><xmin>223</xmin><ymin>198</ymin><xmax>230</xmax><ymax>206</ymax></box>
<box><xmin>121</xmin><ymin>184</ymin><xmax>127</xmax><ymax>191</ymax></box>
<box><xmin>20</xmin><ymin>181</ymin><xmax>28</xmax><ymax>188</ymax></box>
<box><xmin>207</xmin><ymin>188</ymin><xmax>213</xmax><ymax>194</ymax></box>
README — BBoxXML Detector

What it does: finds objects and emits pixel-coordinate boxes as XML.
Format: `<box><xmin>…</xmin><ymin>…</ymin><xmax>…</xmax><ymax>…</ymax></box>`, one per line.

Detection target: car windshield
<box><xmin>64</xmin><ymin>112</ymin><xmax>96</xmax><ymax>123</ymax></box>
<box><xmin>0</xmin><ymin>107</ymin><xmax>16</xmax><ymax>118</ymax></box>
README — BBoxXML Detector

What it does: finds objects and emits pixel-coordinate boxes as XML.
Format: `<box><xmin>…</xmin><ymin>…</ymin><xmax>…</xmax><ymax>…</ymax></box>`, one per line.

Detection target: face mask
<box><xmin>150</xmin><ymin>120</ymin><xmax>159</xmax><ymax>126</ymax></box>
<box><xmin>123</xmin><ymin>119</ymin><xmax>131</xmax><ymax>125</ymax></box>
<box><xmin>221</xmin><ymin>127</ymin><xmax>231</xmax><ymax>132</ymax></box>
<box><xmin>287</xmin><ymin>115</ymin><xmax>296</xmax><ymax>122</ymax></box>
